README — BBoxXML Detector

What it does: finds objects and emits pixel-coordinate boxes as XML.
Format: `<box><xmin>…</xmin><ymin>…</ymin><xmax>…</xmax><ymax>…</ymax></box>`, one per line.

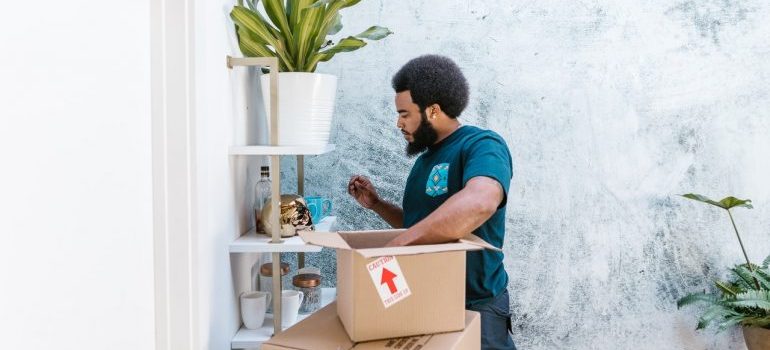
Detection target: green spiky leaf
<box><xmin>320</xmin><ymin>35</ymin><xmax>366</xmax><ymax>55</ymax></box>
<box><xmin>716</xmin><ymin>315</ymin><xmax>746</xmax><ymax>330</ymax></box>
<box><xmin>680</xmin><ymin>194</ymin><xmax>753</xmax><ymax>210</ymax></box>
<box><xmin>262</xmin><ymin>0</ymin><xmax>293</xmax><ymax>38</ymax></box>
<box><xmin>355</xmin><ymin>26</ymin><xmax>393</xmax><ymax>40</ymax></box>
<box><xmin>294</xmin><ymin>4</ymin><xmax>325</xmax><ymax>70</ymax></box>
<box><xmin>244</xmin><ymin>0</ymin><xmax>259</xmax><ymax>11</ymax></box>
<box><xmin>287</xmin><ymin>0</ymin><xmax>313</xmax><ymax>32</ymax></box>
<box><xmin>327</xmin><ymin>13</ymin><xmax>343</xmax><ymax>35</ymax></box>
<box><xmin>309</xmin><ymin>0</ymin><xmax>334</xmax><ymax>8</ymax></box>
<box><xmin>750</xmin><ymin>269</ymin><xmax>770</xmax><ymax>290</ymax></box>
<box><xmin>696</xmin><ymin>305</ymin><xmax>733</xmax><ymax>329</ymax></box>
<box><xmin>340</xmin><ymin>0</ymin><xmax>362</xmax><ymax>8</ymax></box>
<box><xmin>311</xmin><ymin>1</ymin><xmax>345</xmax><ymax>59</ymax></box>
<box><xmin>733</xmin><ymin>265</ymin><xmax>761</xmax><ymax>290</ymax></box>
<box><xmin>236</xmin><ymin>25</ymin><xmax>276</xmax><ymax>58</ymax></box>
<box><xmin>678</xmin><ymin>292</ymin><xmax>721</xmax><ymax>309</ymax></box>
<box><xmin>232</xmin><ymin>0</ymin><xmax>390</xmax><ymax>72</ymax></box>
<box><xmin>715</xmin><ymin>280</ymin><xmax>740</xmax><ymax>297</ymax></box>
<box><xmin>231</xmin><ymin>6</ymin><xmax>279</xmax><ymax>47</ymax></box>
<box><xmin>727</xmin><ymin>291</ymin><xmax>770</xmax><ymax>311</ymax></box>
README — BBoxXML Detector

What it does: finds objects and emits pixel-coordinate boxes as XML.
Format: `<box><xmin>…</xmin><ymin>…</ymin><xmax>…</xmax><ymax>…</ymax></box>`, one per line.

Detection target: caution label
<box><xmin>367</xmin><ymin>256</ymin><xmax>411</xmax><ymax>308</ymax></box>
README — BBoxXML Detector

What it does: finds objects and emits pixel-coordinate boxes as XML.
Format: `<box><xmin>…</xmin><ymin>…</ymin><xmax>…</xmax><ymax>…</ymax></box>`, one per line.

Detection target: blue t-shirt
<box><xmin>402</xmin><ymin>125</ymin><xmax>513</xmax><ymax>307</ymax></box>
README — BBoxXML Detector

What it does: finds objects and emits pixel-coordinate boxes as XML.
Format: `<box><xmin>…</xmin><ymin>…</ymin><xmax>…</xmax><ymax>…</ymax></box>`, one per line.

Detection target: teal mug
<box><xmin>304</xmin><ymin>196</ymin><xmax>332</xmax><ymax>224</ymax></box>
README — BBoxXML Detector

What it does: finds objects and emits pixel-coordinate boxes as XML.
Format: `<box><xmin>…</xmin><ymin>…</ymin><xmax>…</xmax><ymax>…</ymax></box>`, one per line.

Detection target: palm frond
<box><xmin>752</xmin><ymin>269</ymin><xmax>770</xmax><ymax>290</ymax></box>
<box><xmin>733</xmin><ymin>265</ymin><xmax>760</xmax><ymax>290</ymax></box>
<box><xmin>696</xmin><ymin>305</ymin><xmax>734</xmax><ymax>330</ymax></box>
<box><xmin>727</xmin><ymin>291</ymin><xmax>770</xmax><ymax>311</ymax></box>
<box><xmin>678</xmin><ymin>292</ymin><xmax>721</xmax><ymax>309</ymax></box>
<box><xmin>716</xmin><ymin>314</ymin><xmax>745</xmax><ymax>331</ymax></box>
<box><xmin>715</xmin><ymin>280</ymin><xmax>741</xmax><ymax>297</ymax></box>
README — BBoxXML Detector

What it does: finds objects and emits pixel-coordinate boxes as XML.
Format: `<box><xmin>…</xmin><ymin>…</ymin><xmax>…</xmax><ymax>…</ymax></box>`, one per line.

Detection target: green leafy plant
<box><xmin>230</xmin><ymin>0</ymin><xmax>393</xmax><ymax>72</ymax></box>
<box><xmin>677</xmin><ymin>194</ymin><xmax>770</xmax><ymax>331</ymax></box>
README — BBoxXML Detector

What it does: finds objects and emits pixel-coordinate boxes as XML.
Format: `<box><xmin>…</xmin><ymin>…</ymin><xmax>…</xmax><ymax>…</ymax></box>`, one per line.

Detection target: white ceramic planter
<box><xmin>260</xmin><ymin>72</ymin><xmax>338</xmax><ymax>146</ymax></box>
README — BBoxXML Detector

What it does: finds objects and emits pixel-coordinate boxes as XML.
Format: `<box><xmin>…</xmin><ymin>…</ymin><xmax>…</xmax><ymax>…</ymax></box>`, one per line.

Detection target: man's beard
<box><xmin>405</xmin><ymin>111</ymin><xmax>439</xmax><ymax>157</ymax></box>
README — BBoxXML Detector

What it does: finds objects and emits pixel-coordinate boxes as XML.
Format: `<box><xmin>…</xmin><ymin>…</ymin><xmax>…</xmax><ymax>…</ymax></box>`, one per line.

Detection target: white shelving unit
<box><xmin>231</xmin><ymin>288</ymin><xmax>337</xmax><ymax>349</ymax></box>
<box><xmin>229</xmin><ymin>216</ymin><xmax>337</xmax><ymax>253</ymax></box>
<box><xmin>227</xmin><ymin>55</ymin><xmax>338</xmax><ymax>347</ymax></box>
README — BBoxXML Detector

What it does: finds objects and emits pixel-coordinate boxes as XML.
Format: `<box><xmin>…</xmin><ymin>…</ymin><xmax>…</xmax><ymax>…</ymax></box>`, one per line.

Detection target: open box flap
<box><xmin>459</xmin><ymin>233</ymin><xmax>502</xmax><ymax>252</ymax></box>
<box><xmin>299</xmin><ymin>230</ymin><xmax>501</xmax><ymax>257</ymax></box>
<box><xmin>356</xmin><ymin>242</ymin><xmax>483</xmax><ymax>259</ymax></box>
<box><xmin>299</xmin><ymin>230</ymin><xmax>351</xmax><ymax>250</ymax></box>
<box><xmin>356</xmin><ymin>233</ymin><xmax>500</xmax><ymax>259</ymax></box>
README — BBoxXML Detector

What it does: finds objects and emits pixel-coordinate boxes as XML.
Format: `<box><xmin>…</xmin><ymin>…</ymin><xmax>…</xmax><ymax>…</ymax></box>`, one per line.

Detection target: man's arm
<box><xmin>348</xmin><ymin>175</ymin><xmax>404</xmax><ymax>228</ymax></box>
<box><xmin>371</xmin><ymin>200</ymin><xmax>404</xmax><ymax>229</ymax></box>
<box><xmin>385</xmin><ymin>176</ymin><xmax>503</xmax><ymax>246</ymax></box>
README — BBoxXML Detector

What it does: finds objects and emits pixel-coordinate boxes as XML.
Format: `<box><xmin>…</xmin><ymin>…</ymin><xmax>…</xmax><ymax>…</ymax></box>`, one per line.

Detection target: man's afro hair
<box><xmin>391</xmin><ymin>55</ymin><xmax>469</xmax><ymax>119</ymax></box>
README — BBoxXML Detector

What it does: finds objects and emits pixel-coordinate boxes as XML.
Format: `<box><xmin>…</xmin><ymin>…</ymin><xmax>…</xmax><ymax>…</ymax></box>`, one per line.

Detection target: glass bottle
<box><xmin>254</xmin><ymin>166</ymin><xmax>271</xmax><ymax>234</ymax></box>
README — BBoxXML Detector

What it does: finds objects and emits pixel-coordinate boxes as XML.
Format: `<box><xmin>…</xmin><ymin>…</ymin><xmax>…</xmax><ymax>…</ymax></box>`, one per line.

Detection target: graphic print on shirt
<box><xmin>425</xmin><ymin>163</ymin><xmax>450</xmax><ymax>197</ymax></box>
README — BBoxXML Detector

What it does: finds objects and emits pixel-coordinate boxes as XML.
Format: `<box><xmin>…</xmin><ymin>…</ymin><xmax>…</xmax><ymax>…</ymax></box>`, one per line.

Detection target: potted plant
<box><xmin>676</xmin><ymin>194</ymin><xmax>770</xmax><ymax>350</ymax></box>
<box><xmin>230</xmin><ymin>0</ymin><xmax>392</xmax><ymax>146</ymax></box>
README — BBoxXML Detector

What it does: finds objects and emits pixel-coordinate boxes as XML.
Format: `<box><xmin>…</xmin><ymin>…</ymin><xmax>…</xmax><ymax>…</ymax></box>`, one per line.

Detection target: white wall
<box><xmin>0</xmin><ymin>1</ymin><xmax>154</xmax><ymax>349</ymax></box>
<box><xmin>194</xmin><ymin>1</ymin><xmax>266</xmax><ymax>349</ymax></box>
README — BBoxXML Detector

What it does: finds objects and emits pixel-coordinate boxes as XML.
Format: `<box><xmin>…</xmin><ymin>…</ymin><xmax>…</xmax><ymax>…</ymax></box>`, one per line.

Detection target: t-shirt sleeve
<box><xmin>461</xmin><ymin>133</ymin><xmax>513</xmax><ymax>208</ymax></box>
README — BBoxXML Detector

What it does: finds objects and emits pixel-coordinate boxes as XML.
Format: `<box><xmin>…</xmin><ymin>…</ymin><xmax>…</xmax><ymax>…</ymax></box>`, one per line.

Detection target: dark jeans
<box><xmin>467</xmin><ymin>289</ymin><xmax>518</xmax><ymax>350</ymax></box>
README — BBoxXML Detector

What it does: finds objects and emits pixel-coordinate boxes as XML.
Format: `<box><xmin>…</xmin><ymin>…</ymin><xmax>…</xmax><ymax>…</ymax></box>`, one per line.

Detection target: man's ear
<box><xmin>426</xmin><ymin>104</ymin><xmax>441</xmax><ymax>120</ymax></box>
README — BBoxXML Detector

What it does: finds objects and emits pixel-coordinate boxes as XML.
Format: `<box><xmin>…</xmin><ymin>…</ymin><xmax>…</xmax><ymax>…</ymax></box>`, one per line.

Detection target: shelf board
<box><xmin>230</xmin><ymin>144</ymin><xmax>335</xmax><ymax>156</ymax></box>
<box><xmin>229</xmin><ymin>216</ymin><xmax>337</xmax><ymax>253</ymax></box>
<box><xmin>231</xmin><ymin>287</ymin><xmax>337</xmax><ymax>349</ymax></box>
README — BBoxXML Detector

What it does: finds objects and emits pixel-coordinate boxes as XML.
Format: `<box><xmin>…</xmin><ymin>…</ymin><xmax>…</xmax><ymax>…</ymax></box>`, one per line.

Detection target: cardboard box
<box><xmin>261</xmin><ymin>302</ymin><xmax>481</xmax><ymax>350</ymax></box>
<box><xmin>299</xmin><ymin>229</ymin><xmax>497</xmax><ymax>342</ymax></box>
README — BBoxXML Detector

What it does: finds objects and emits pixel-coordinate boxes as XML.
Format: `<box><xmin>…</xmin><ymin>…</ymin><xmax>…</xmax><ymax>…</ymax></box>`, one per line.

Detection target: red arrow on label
<box><xmin>380</xmin><ymin>268</ymin><xmax>398</xmax><ymax>294</ymax></box>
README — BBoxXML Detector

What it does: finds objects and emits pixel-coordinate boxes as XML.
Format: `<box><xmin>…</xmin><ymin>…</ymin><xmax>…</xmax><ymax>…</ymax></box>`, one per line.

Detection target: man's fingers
<box><xmin>361</xmin><ymin>182</ymin><xmax>374</xmax><ymax>192</ymax></box>
<box><xmin>354</xmin><ymin>181</ymin><xmax>369</xmax><ymax>193</ymax></box>
<box><xmin>348</xmin><ymin>175</ymin><xmax>362</xmax><ymax>196</ymax></box>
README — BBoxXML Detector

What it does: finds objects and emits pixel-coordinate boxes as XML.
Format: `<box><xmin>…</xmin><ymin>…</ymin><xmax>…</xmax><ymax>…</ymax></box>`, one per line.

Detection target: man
<box><xmin>347</xmin><ymin>55</ymin><xmax>516</xmax><ymax>350</ymax></box>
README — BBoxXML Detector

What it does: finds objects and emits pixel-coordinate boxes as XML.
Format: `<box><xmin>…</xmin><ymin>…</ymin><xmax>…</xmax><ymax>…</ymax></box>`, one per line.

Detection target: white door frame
<box><xmin>151</xmin><ymin>0</ymin><xmax>198</xmax><ymax>349</ymax></box>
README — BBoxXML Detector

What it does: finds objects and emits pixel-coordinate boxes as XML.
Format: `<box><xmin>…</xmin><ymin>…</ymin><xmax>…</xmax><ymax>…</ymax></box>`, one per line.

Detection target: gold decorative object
<box><xmin>261</xmin><ymin>194</ymin><xmax>313</xmax><ymax>237</ymax></box>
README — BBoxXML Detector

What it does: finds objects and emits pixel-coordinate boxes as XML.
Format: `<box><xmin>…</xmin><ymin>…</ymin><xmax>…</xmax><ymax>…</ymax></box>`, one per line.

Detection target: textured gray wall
<box><xmin>279</xmin><ymin>1</ymin><xmax>770</xmax><ymax>349</ymax></box>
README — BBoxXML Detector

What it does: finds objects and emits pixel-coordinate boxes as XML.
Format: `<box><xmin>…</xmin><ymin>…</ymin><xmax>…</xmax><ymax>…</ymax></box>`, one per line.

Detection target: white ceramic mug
<box><xmin>240</xmin><ymin>291</ymin><xmax>271</xmax><ymax>330</ymax></box>
<box><xmin>281</xmin><ymin>290</ymin><xmax>304</xmax><ymax>328</ymax></box>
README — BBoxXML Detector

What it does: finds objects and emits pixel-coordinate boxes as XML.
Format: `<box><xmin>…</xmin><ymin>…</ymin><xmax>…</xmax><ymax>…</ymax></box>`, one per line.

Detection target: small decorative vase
<box><xmin>261</xmin><ymin>194</ymin><xmax>313</xmax><ymax>237</ymax></box>
<box><xmin>744</xmin><ymin>326</ymin><xmax>770</xmax><ymax>350</ymax></box>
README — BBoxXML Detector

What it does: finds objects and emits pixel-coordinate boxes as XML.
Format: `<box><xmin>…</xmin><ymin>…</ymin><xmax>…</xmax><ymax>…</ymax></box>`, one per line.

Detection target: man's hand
<box><xmin>348</xmin><ymin>175</ymin><xmax>405</xmax><ymax>228</ymax></box>
<box><xmin>384</xmin><ymin>231</ymin><xmax>414</xmax><ymax>247</ymax></box>
<box><xmin>348</xmin><ymin>175</ymin><xmax>381</xmax><ymax>209</ymax></box>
